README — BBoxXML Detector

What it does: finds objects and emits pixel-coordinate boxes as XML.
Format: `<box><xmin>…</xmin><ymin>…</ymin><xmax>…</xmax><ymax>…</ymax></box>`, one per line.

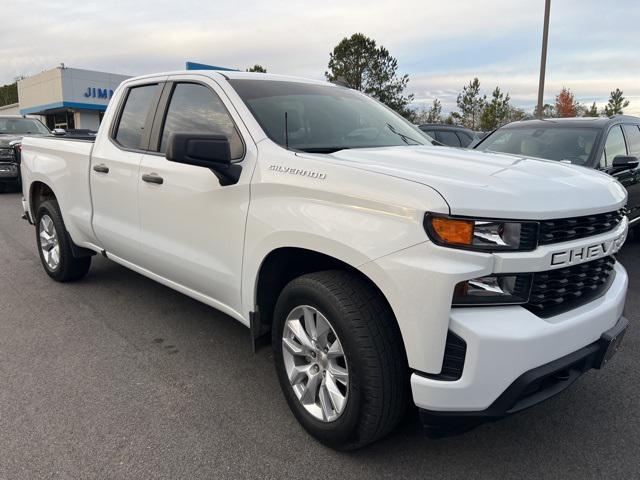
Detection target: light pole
<box><xmin>536</xmin><ymin>0</ymin><xmax>551</xmax><ymax>118</ymax></box>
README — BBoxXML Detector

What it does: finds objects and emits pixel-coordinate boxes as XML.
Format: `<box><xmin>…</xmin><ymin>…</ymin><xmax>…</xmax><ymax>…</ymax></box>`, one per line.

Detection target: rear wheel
<box><xmin>35</xmin><ymin>200</ymin><xmax>91</xmax><ymax>282</ymax></box>
<box><xmin>272</xmin><ymin>270</ymin><xmax>408</xmax><ymax>450</ymax></box>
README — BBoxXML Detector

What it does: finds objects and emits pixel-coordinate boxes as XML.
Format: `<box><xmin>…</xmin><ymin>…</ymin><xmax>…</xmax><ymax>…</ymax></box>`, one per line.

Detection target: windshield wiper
<box><xmin>385</xmin><ymin>123</ymin><xmax>423</xmax><ymax>145</ymax></box>
<box><xmin>298</xmin><ymin>147</ymin><xmax>351</xmax><ymax>154</ymax></box>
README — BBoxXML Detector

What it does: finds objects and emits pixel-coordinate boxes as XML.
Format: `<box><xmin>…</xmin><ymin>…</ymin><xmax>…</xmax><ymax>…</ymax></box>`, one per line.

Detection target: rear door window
<box><xmin>436</xmin><ymin>130</ymin><xmax>462</xmax><ymax>147</ymax></box>
<box><xmin>456</xmin><ymin>131</ymin><xmax>473</xmax><ymax>147</ymax></box>
<box><xmin>113</xmin><ymin>84</ymin><xmax>161</xmax><ymax>150</ymax></box>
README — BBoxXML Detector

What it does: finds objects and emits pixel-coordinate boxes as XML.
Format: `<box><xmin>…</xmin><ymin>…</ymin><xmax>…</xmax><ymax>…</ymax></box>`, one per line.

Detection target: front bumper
<box><xmin>410</xmin><ymin>260</ymin><xmax>628</xmax><ymax>413</ymax></box>
<box><xmin>419</xmin><ymin>315</ymin><xmax>628</xmax><ymax>436</ymax></box>
<box><xmin>0</xmin><ymin>162</ymin><xmax>20</xmax><ymax>182</ymax></box>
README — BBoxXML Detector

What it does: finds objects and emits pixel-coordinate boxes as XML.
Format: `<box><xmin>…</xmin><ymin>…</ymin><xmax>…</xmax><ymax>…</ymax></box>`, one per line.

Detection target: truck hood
<box><xmin>315</xmin><ymin>146</ymin><xmax>627</xmax><ymax>219</ymax></box>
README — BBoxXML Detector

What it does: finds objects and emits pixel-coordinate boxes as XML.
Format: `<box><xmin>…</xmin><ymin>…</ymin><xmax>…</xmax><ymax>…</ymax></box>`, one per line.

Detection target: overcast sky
<box><xmin>2</xmin><ymin>0</ymin><xmax>639</xmax><ymax>114</ymax></box>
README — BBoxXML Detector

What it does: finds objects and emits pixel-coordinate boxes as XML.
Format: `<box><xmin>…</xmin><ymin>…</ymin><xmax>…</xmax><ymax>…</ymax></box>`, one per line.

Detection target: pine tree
<box><xmin>445</xmin><ymin>112</ymin><xmax>462</xmax><ymax>125</ymax></box>
<box><xmin>534</xmin><ymin>103</ymin><xmax>556</xmax><ymax>118</ymax></box>
<box><xmin>456</xmin><ymin>78</ymin><xmax>486</xmax><ymax>129</ymax></box>
<box><xmin>326</xmin><ymin>33</ymin><xmax>414</xmax><ymax>119</ymax></box>
<box><xmin>603</xmin><ymin>88</ymin><xmax>630</xmax><ymax>116</ymax></box>
<box><xmin>246</xmin><ymin>65</ymin><xmax>267</xmax><ymax>73</ymax></box>
<box><xmin>479</xmin><ymin>86</ymin><xmax>511</xmax><ymax>131</ymax></box>
<box><xmin>506</xmin><ymin>106</ymin><xmax>526</xmax><ymax>122</ymax></box>
<box><xmin>415</xmin><ymin>99</ymin><xmax>442</xmax><ymax>124</ymax></box>
<box><xmin>583</xmin><ymin>102</ymin><xmax>599</xmax><ymax>117</ymax></box>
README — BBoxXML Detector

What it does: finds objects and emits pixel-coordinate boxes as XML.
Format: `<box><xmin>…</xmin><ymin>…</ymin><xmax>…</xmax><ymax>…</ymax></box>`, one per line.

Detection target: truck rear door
<box><xmin>90</xmin><ymin>80</ymin><xmax>164</xmax><ymax>262</ymax></box>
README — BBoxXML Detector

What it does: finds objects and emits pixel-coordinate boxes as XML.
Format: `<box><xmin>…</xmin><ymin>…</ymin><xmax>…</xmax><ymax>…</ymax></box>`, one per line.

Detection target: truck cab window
<box><xmin>622</xmin><ymin>124</ymin><xmax>640</xmax><ymax>156</ymax></box>
<box><xmin>436</xmin><ymin>130</ymin><xmax>462</xmax><ymax>147</ymax></box>
<box><xmin>159</xmin><ymin>83</ymin><xmax>244</xmax><ymax>159</ymax></box>
<box><xmin>114</xmin><ymin>84</ymin><xmax>161</xmax><ymax>149</ymax></box>
<box><xmin>601</xmin><ymin>125</ymin><xmax>627</xmax><ymax>168</ymax></box>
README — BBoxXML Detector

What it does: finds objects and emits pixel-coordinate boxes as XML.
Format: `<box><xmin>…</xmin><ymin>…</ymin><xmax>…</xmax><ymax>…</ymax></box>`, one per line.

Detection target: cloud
<box><xmin>2</xmin><ymin>0</ymin><xmax>639</xmax><ymax>115</ymax></box>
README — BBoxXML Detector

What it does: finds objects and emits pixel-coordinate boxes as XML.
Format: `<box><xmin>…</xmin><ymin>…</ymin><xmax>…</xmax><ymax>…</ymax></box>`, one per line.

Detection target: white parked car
<box><xmin>20</xmin><ymin>71</ymin><xmax>629</xmax><ymax>448</ymax></box>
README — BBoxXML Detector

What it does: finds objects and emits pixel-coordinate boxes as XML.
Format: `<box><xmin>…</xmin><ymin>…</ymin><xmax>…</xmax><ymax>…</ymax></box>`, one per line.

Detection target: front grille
<box><xmin>538</xmin><ymin>209</ymin><xmax>625</xmax><ymax>245</ymax></box>
<box><xmin>518</xmin><ymin>223</ymin><xmax>540</xmax><ymax>250</ymax></box>
<box><xmin>525</xmin><ymin>256</ymin><xmax>616</xmax><ymax>317</ymax></box>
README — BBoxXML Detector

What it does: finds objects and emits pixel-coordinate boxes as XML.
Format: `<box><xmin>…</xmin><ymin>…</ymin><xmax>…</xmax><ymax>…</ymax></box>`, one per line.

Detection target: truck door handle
<box><xmin>93</xmin><ymin>164</ymin><xmax>109</xmax><ymax>174</ymax></box>
<box><xmin>142</xmin><ymin>173</ymin><xmax>163</xmax><ymax>185</ymax></box>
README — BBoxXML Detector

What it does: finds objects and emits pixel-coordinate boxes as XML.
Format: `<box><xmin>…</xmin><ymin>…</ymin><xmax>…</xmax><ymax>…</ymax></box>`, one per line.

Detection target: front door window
<box><xmin>601</xmin><ymin>125</ymin><xmax>627</xmax><ymax>168</ymax></box>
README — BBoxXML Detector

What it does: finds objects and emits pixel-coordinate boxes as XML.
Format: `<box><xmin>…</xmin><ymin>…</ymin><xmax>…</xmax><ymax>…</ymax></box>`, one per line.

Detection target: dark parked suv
<box><xmin>418</xmin><ymin>123</ymin><xmax>479</xmax><ymax>147</ymax></box>
<box><xmin>0</xmin><ymin>116</ymin><xmax>51</xmax><ymax>192</ymax></box>
<box><xmin>474</xmin><ymin>116</ymin><xmax>640</xmax><ymax>228</ymax></box>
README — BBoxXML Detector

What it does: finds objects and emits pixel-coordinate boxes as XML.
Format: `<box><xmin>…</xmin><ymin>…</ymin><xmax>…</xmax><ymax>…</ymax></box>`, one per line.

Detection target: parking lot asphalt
<box><xmin>0</xmin><ymin>191</ymin><xmax>638</xmax><ymax>480</ymax></box>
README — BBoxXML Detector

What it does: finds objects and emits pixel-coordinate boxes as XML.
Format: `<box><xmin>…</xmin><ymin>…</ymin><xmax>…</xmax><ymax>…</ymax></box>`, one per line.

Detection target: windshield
<box><xmin>228</xmin><ymin>79</ymin><xmax>432</xmax><ymax>153</ymax></box>
<box><xmin>477</xmin><ymin>126</ymin><xmax>600</xmax><ymax>165</ymax></box>
<box><xmin>0</xmin><ymin>118</ymin><xmax>50</xmax><ymax>135</ymax></box>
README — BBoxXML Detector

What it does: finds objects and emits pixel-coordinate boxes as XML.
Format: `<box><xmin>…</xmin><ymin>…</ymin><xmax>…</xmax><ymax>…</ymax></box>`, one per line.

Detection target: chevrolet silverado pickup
<box><xmin>20</xmin><ymin>71</ymin><xmax>629</xmax><ymax>449</ymax></box>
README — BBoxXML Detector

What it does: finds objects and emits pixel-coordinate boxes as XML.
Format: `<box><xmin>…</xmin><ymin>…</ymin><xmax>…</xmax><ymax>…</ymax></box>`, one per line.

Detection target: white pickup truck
<box><xmin>20</xmin><ymin>71</ymin><xmax>629</xmax><ymax>449</ymax></box>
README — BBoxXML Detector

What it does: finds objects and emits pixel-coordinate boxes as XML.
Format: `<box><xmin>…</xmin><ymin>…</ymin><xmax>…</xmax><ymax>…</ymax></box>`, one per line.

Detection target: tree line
<box><xmin>415</xmin><ymin>78</ymin><xmax>527</xmax><ymax>131</ymax></box>
<box><xmin>536</xmin><ymin>86</ymin><xmax>629</xmax><ymax>119</ymax></box>
<box><xmin>0</xmin><ymin>82</ymin><xmax>18</xmax><ymax>107</ymax></box>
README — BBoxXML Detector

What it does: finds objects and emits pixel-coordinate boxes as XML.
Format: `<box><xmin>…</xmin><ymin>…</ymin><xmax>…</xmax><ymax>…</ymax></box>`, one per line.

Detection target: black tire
<box><xmin>272</xmin><ymin>270</ymin><xmax>408</xmax><ymax>450</ymax></box>
<box><xmin>35</xmin><ymin>199</ymin><xmax>91</xmax><ymax>282</ymax></box>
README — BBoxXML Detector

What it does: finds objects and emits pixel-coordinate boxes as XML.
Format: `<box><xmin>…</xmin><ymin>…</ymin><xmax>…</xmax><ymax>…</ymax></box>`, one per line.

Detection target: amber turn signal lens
<box><xmin>430</xmin><ymin>217</ymin><xmax>474</xmax><ymax>245</ymax></box>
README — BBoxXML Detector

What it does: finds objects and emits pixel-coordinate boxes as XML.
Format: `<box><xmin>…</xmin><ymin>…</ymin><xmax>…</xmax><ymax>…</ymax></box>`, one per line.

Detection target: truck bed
<box><xmin>45</xmin><ymin>133</ymin><xmax>97</xmax><ymax>142</ymax></box>
<box><xmin>21</xmin><ymin>135</ymin><xmax>97</xmax><ymax>249</ymax></box>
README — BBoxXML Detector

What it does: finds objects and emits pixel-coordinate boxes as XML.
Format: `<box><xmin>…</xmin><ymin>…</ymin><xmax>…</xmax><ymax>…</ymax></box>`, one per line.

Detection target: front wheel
<box><xmin>35</xmin><ymin>200</ymin><xmax>91</xmax><ymax>282</ymax></box>
<box><xmin>272</xmin><ymin>270</ymin><xmax>408</xmax><ymax>450</ymax></box>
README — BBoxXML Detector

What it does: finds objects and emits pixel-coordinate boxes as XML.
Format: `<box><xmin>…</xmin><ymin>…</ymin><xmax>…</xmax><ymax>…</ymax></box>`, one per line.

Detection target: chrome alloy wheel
<box><xmin>282</xmin><ymin>305</ymin><xmax>349</xmax><ymax>422</ymax></box>
<box><xmin>39</xmin><ymin>214</ymin><xmax>60</xmax><ymax>270</ymax></box>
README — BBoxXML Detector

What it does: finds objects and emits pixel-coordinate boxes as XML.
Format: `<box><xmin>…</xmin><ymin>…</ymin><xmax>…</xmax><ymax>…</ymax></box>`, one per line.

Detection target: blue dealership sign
<box><xmin>83</xmin><ymin>87</ymin><xmax>114</xmax><ymax>100</ymax></box>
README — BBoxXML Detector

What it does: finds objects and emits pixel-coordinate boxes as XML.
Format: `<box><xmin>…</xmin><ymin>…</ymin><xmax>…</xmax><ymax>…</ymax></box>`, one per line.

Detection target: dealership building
<box><xmin>5</xmin><ymin>62</ymin><xmax>233</xmax><ymax>131</ymax></box>
<box><xmin>16</xmin><ymin>66</ymin><xmax>131</xmax><ymax>131</ymax></box>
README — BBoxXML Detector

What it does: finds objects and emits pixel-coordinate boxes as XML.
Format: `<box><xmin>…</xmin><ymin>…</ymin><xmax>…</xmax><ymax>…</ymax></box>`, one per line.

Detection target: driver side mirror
<box><xmin>166</xmin><ymin>133</ymin><xmax>242</xmax><ymax>185</ymax></box>
<box><xmin>612</xmin><ymin>155</ymin><xmax>639</xmax><ymax>171</ymax></box>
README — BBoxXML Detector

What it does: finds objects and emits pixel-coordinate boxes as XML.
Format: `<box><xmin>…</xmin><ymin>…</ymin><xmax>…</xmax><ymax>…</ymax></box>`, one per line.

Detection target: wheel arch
<box><xmin>29</xmin><ymin>181</ymin><xmax>94</xmax><ymax>259</ymax></box>
<box><xmin>251</xmin><ymin>246</ymin><xmax>406</xmax><ymax>361</ymax></box>
<box><xmin>29</xmin><ymin>181</ymin><xmax>58</xmax><ymax>215</ymax></box>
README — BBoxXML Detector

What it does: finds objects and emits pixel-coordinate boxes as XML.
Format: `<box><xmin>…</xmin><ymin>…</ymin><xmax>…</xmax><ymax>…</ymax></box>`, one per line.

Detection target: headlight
<box><xmin>424</xmin><ymin>214</ymin><xmax>538</xmax><ymax>251</ymax></box>
<box><xmin>453</xmin><ymin>273</ymin><xmax>532</xmax><ymax>306</ymax></box>
<box><xmin>0</xmin><ymin>148</ymin><xmax>15</xmax><ymax>161</ymax></box>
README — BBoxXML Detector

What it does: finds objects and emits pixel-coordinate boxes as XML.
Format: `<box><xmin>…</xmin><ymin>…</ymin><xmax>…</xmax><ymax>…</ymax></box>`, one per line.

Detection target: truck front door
<box><xmin>137</xmin><ymin>77</ymin><xmax>254</xmax><ymax>315</ymax></box>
